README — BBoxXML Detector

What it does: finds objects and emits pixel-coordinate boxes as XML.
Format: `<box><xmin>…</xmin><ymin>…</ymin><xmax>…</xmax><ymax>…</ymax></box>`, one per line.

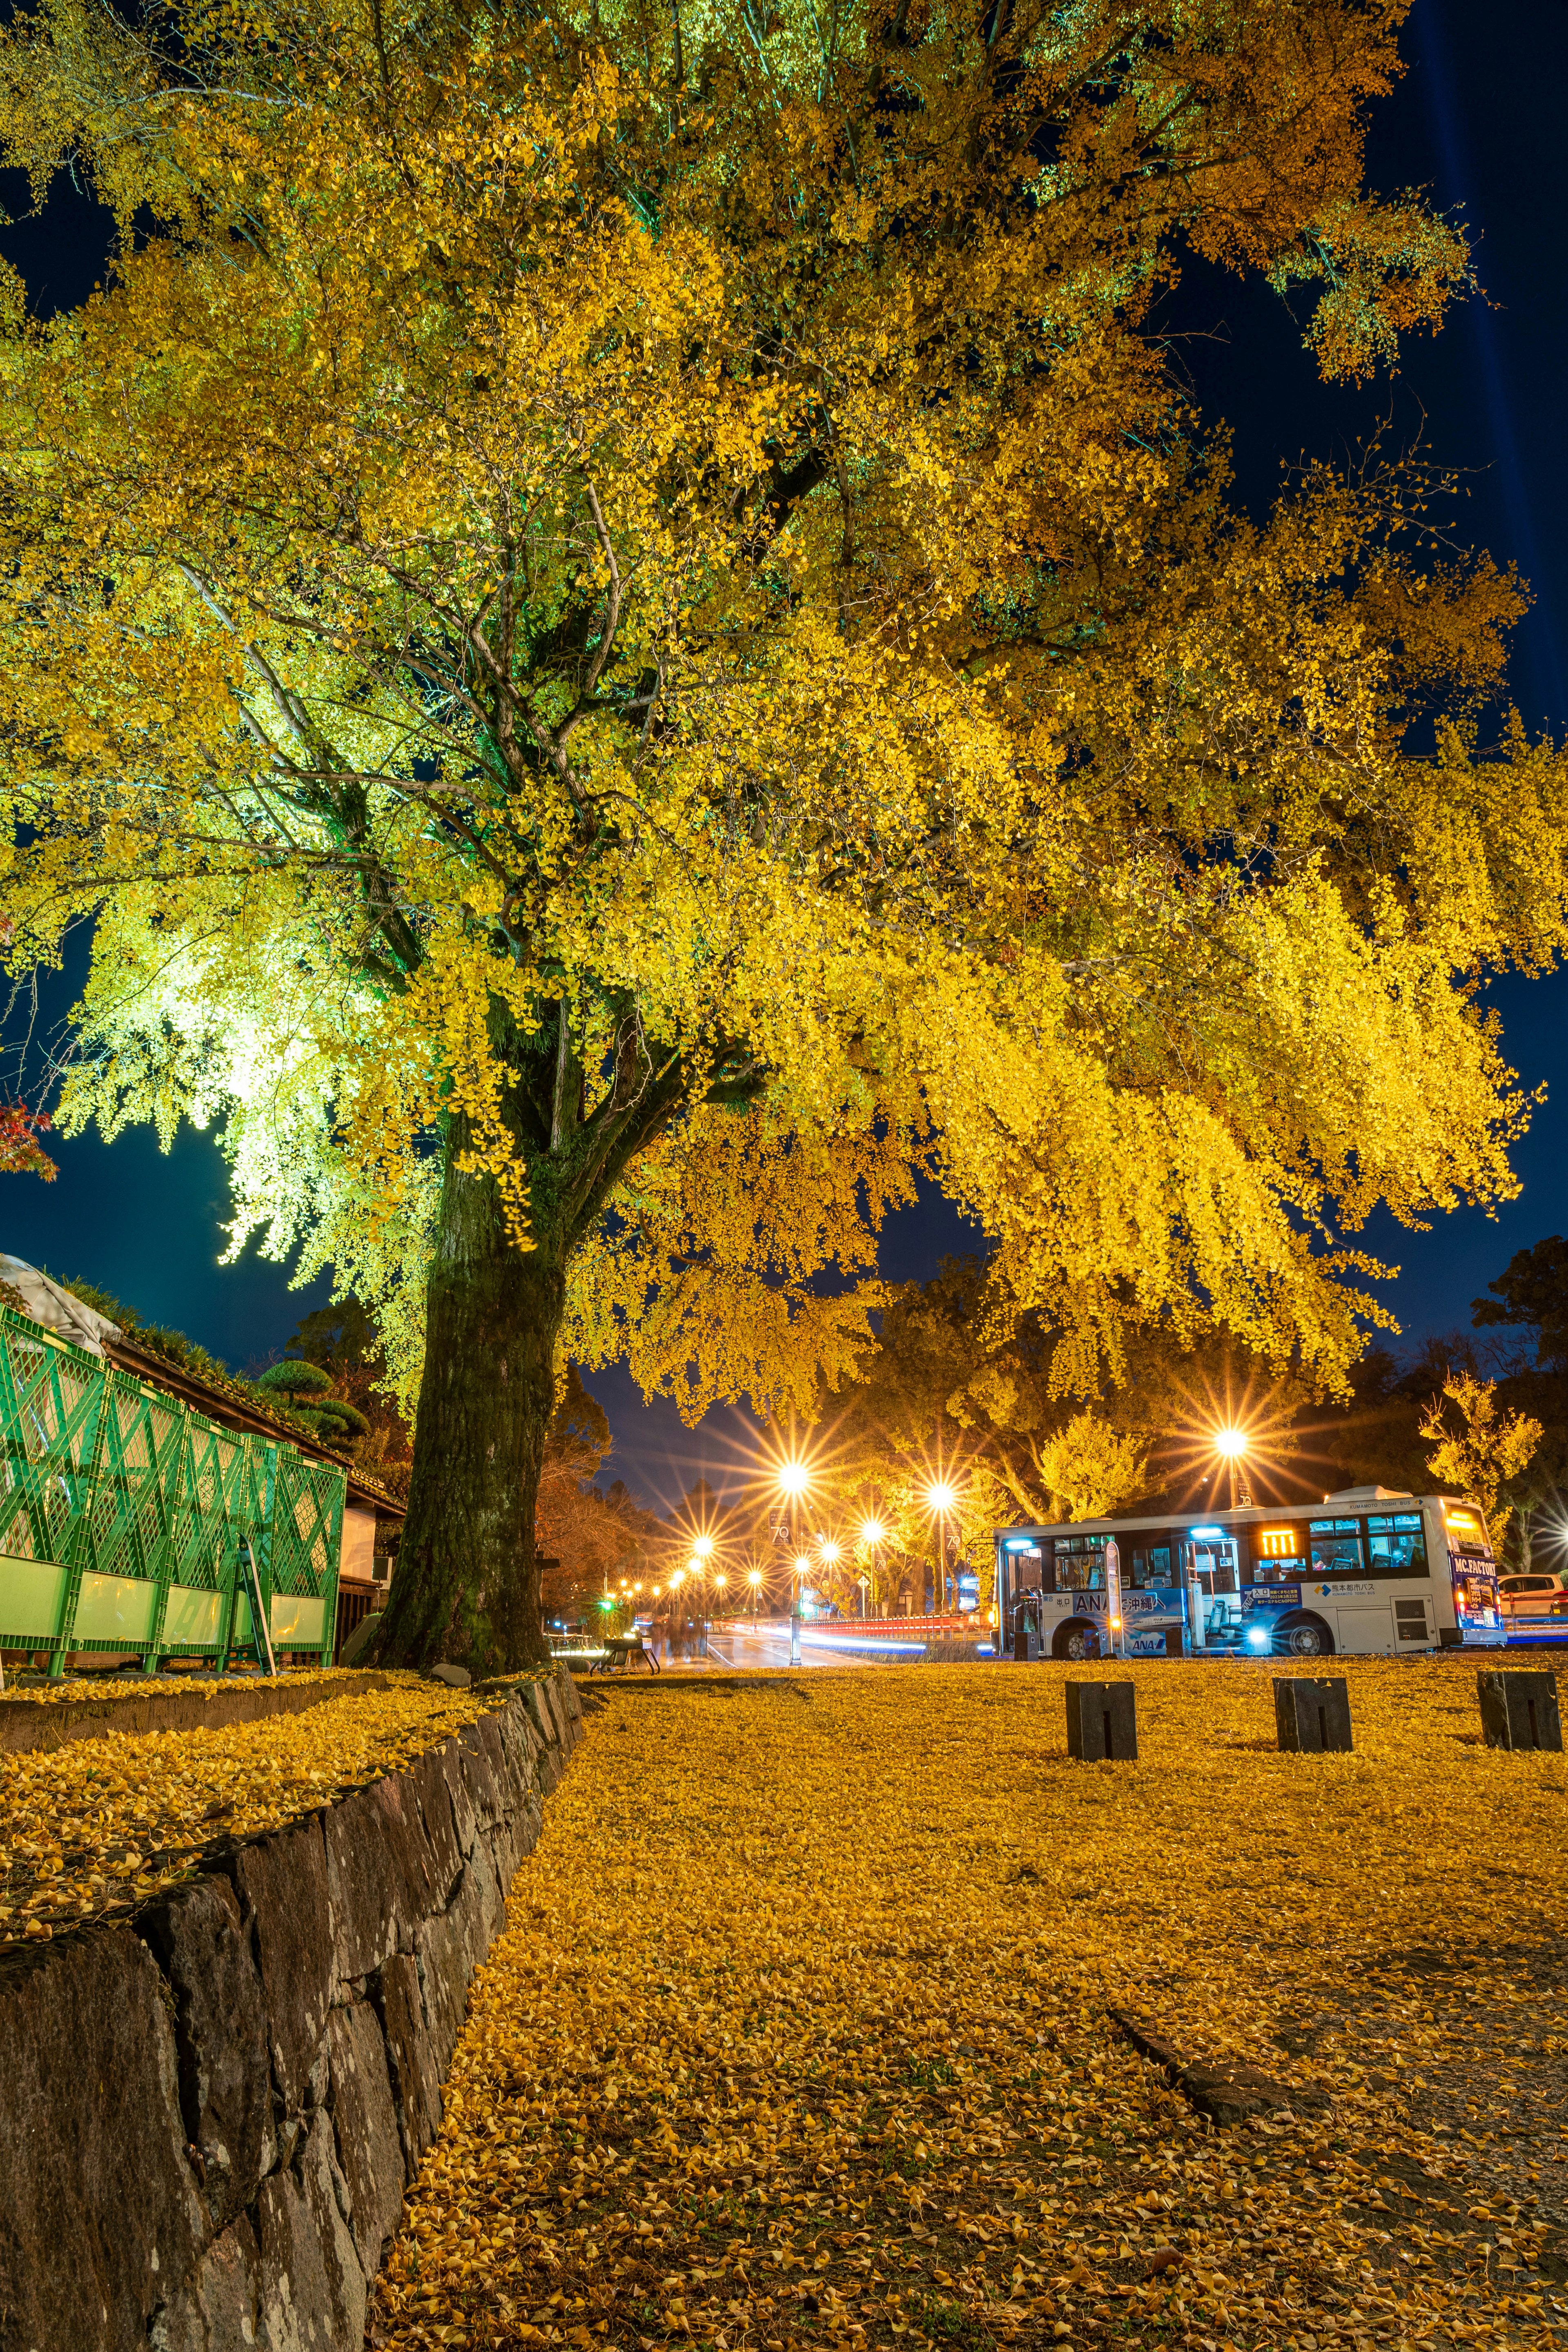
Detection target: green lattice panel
<box><xmin>85</xmin><ymin>1370</ymin><xmax>187</xmax><ymax>1586</ymax></box>
<box><xmin>170</xmin><ymin>1415</ymin><xmax>257</xmax><ymax>1591</ymax></box>
<box><xmin>266</xmin><ymin>1448</ymin><xmax>346</xmax><ymax>1596</ymax></box>
<box><xmin>0</xmin><ymin>1307</ymin><xmax>107</xmax><ymax>1568</ymax></box>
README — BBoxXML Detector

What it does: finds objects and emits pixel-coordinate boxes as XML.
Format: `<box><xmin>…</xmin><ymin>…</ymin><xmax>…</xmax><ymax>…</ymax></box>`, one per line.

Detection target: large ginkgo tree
<box><xmin>2</xmin><ymin>0</ymin><xmax>1565</xmax><ymax>1667</ymax></box>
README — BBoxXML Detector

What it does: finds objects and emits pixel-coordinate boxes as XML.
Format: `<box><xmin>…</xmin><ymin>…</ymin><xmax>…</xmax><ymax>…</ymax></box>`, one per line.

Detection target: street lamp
<box><xmin>818</xmin><ymin>1536</ymin><xmax>841</xmax><ymax>1615</ymax></box>
<box><xmin>1214</xmin><ymin>1425</ymin><xmax>1252</xmax><ymax>1508</ymax></box>
<box><xmin>747</xmin><ymin>1565</ymin><xmax>763</xmax><ymax>1626</ymax></box>
<box><xmin>859</xmin><ymin>1517</ymin><xmax>886</xmax><ymax>1619</ymax></box>
<box><xmin>794</xmin><ymin>1552</ymin><xmax>812</xmax><ymax>1625</ymax></box>
<box><xmin>776</xmin><ymin>1461</ymin><xmax>812</xmax><ymax>1664</ymax></box>
<box><xmin>927</xmin><ymin>1480</ymin><xmax>958</xmax><ymax>1617</ymax></box>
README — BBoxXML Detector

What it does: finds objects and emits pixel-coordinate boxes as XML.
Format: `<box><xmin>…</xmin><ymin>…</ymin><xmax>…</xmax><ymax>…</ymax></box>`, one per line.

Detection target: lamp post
<box><xmin>927</xmin><ymin>1481</ymin><xmax>958</xmax><ymax>1617</ymax></box>
<box><xmin>776</xmin><ymin>1461</ymin><xmax>811</xmax><ymax>1665</ymax></box>
<box><xmin>859</xmin><ymin>1518</ymin><xmax>886</xmax><ymax>1620</ymax></box>
<box><xmin>691</xmin><ymin>1534</ymin><xmax>714</xmax><ymax>1656</ymax></box>
<box><xmin>817</xmin><ymin>1537</ymin><xmax>841</xmax><ymax>1619</ymax></box>
<box><xmin>747</xmin><ymin>1565</ymin><xmax>763</xmax><ymax>1626</ymax></box>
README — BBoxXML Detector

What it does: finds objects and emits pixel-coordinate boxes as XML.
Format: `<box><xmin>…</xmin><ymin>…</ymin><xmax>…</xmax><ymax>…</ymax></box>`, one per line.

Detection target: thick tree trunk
<box><xmin>376</xmin><ymin>1149</ymin><xmax>565</xmax><ymax>1673</ymax></box>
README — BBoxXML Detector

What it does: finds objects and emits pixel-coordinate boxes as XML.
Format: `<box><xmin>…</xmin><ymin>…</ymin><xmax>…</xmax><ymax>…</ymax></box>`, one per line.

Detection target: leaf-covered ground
<box><xmin>0</xmin><ymin>1676</ymin><xmax>492</xmax><ymax>1940</ymax></box>
<box><xmin>0</xmin><ymin>1665</ymin><xmax>367</xmax><ymax>1705</ymax></box>
<box><xmin>372</xmin><ymin>1660</ymin><xmax>1568</xmax><ymax>2352</ymax></box>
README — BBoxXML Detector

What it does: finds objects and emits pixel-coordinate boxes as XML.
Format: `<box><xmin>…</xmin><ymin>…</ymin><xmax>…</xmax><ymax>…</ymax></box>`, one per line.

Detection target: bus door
<box><xmin>1120</xmin><ymin>1535</ymin><xmax>1185</xmax><ymax>1655</ymax></box>
<box><xmin>997</xmin><ymin>1539</ymin><xmax>1045</xmax><ymax>1660</ymax></box>
<box><xmin>1183</xmin><ymin>1529</ymin><xmax>1245</xmax><ymax>1652</ymax></box>
<box><xmin>1441</xmin><ymin>1505</ymin><xmax>1505</xmax><ymax>1647</ymax></box>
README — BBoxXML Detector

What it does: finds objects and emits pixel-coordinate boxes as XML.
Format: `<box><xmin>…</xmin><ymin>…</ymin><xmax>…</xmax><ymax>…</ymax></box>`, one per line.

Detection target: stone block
<box><xmin>430</xmin><ymin>1662</ymin><xmax>472</xmax><ymax>1686</ymax></box>
<box><xmin>1477</xmin><ymin>1668</ymin><xmax>1562</xmax><ymax>1752</ymax></box>
<box><xmin>414</xmin><ymin>1888</ymin><xmax>479</xmax><ymax>2083</ymax></box>
<box><xmin>465</xmin><ymin>1831</ymin><xmax>507</xmax><ymax>1955</ymax></box>
<box><xmin>152</xmin><ymin>2216</ymin><xmax>261</xmax><ymax>2352</ymax></box>
<box><xmin>440</xmin><ymin>1735</ymin><xmax>481</xmax><ymax>1861</ymax></box>
<box><xmin>338</xmin><ymin>1611</ymin><xmax>383</xmax><ymax>1668</ymax></box>
<box><xmin>372</xmin><ymin>1951</ymin><xmax>442</xmax><ymax>2176</ymax></box>
<box><xmin>1065</xmin><ymin>1679</ymin><xmax>1138</xmax><ymax>1761</ymax></box>
<box><xmin>492</xmin><ymin>1703</ymin><xmax>539</xmax><ymax>1805</ymax></box>
<box><xmin>490</xmin><ymin>1806</ymin><xmax>532</xmax><ymax>1892</ymax></box>
<box><xmin>327</xmin><ymin>2002</ymin><xmax>405</xmax><ymax>2275</ymax></box>
<box><xmin>408</xmin><ymin>1743</ymin><xmax>463</xmax><ymax>1903</ymax></box>
<box><xmin>325</xmin><ymin>1771</ymin><xmax>439</xmax><ymax>1982</ymax></box>
<box><xmin>1274</xmin><ymin>1675</ymin><xmax>1353</xmax><ymax>1754</ymax></box>
<box><xmin>455</xmin><ymin>1714</ymin><xmax>506</xmax><ymax>1834</ymax></box>
<box><xmin>254</xmin><ymin>2113</ymin><xmax>366</xmax><ymax>2352</ymax></box>
<box><xmin>223</xmin><ymin>1815</ymin><xmax>334</xmax><ymax>2115</ymax></box>
<box><xmin>138</xmin><ymin>1876</ymin><xmax>276</xmax><ymax>2227</ymax></box>
<box><xmin>0</xmin><ymin>1925</ymin><xmax>205</xmax><ymax>2352</ymax></box>
<box><xmin>520</xmin><ymin>1677</ymin><xmax>557</xmax><ymax>1752</ymax></box>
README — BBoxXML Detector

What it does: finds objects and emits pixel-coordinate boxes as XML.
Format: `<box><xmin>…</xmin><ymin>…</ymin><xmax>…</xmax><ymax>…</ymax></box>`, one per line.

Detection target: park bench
<box><xmin>592</xmin><ymin>1633</ymin><xmax>660</xmax><ymax>1676</ymax></box>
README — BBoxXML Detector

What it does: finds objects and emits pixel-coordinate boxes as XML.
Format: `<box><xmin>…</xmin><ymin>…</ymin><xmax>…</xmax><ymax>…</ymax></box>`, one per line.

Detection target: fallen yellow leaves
<box><xmin>0</xmin><ymin>1676</ymin><xmax>494</xmax><ymax>1939</ymax></box>
<box><xmin>0</xmin><ymin>1665</ymin><xmax>366</xmax><ymax>1706</ymax></box>
<box><xmin>372</xmin><ymin>1660</ymin><xmax>1568</xmax><ymax>2352</ymax></box>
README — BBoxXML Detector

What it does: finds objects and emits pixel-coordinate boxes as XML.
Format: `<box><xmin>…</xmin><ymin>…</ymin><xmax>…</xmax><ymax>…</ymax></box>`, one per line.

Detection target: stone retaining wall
<box><xmin>0</xmin><ymin>1666</ymin><xmax>583</xmax><ymax>2352</ymax></box>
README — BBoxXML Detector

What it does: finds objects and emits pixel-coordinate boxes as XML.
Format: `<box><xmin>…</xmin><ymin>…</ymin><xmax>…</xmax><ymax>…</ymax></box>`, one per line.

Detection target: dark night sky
<box><xmin>3</xmin><ymin>0</ymin><xmax>1565</xmax><ymax>1510</ymax></box>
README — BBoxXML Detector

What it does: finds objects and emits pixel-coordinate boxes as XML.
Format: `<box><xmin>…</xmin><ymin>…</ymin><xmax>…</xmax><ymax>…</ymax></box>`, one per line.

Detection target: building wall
<box><xmin>341</xmin><ymin>1503</ymin><xmax>378</xmax><ymax>1585</ymax></box>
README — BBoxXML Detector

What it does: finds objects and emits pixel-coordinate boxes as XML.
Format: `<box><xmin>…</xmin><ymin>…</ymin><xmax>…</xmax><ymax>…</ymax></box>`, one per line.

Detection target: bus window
<box><xmin>1250</xmin><ymin>1523</ymin><xmax>1308</xmax><ymax>1584</ymax></box>
<box><xmin>1128</xmin><ymin>1541</ymin><xmax>1174</xmax><ymax>1589</ymax></box>
<box><xmin>1307</xmin><ymin>1518</ymin><xmax>1365</xmax><ymax>1578</ymax></box>
<box><xmin>1445</xmin><ymin>1506</ymin><xmax>1493</xmax><ymax>1560</ymax></box>
<box><xmin>1365</xmin><ymin>1512</ymin><xmax>1428</xmax><ymax>1579</ymax></box>
<box><xmin>1053</xmin><ymin>1535</ymin><xmax>1107</xmax><ymax>1591</ymax></box>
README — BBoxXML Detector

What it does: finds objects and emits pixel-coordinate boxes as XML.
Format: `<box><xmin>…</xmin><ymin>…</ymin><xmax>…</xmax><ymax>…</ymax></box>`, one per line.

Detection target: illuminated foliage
<box><xmin>1419</xmin><ymin>1372</ymin><xmax>1541</xmax><ymax>1546</ymax></box>
<box><xmin>2</xmin><ymin>0</ymin><xmax>1566</xmax><ymax>1666</ymax></box>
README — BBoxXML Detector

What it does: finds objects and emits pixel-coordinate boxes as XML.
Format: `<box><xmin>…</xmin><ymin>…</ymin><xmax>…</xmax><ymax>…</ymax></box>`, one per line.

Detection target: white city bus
<box><xmin>993</xmin><ymin>1485</ymin><xmax>1504</xmax><ymax>1661</ymax></box>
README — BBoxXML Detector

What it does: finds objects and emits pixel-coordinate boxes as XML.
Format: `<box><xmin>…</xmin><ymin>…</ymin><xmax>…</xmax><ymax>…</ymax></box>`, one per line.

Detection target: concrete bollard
<box><xmin>1274</xmin><ymin>1675</ymin><xmax>1353</xmax><ymax>1754</ymax></box>
<box><xmin>1477</xmin><ymin>1668</ymin><xmax>1562</xmax><ymax>1753</ymax></box>
<box><xmin>1066</xmin><ymin>1679</ymin><xmax>1137</xmax><ymax>1761</ymax></box>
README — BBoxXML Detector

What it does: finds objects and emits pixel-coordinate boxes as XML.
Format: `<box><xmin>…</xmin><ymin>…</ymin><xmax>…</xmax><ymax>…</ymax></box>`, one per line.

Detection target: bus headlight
<box><xmin>1245</xmin><ymin>1627</ymin><xmax>1270</xmax><ymax>1648</ymax></box>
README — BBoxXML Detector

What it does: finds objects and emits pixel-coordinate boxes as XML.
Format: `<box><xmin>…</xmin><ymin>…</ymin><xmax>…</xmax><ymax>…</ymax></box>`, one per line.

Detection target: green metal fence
<box><xmin>0</xmin><ymin>1301</ymin><xmax>344</xmax><ymax>1677</ymax></box>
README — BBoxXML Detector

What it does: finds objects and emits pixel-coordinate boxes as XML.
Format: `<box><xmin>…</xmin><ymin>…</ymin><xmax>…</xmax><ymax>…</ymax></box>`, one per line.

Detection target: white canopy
<box><xmin>0</xmin><ymin>1254</ymin><xmax>125</xmax><ymax>1358</ymax></box>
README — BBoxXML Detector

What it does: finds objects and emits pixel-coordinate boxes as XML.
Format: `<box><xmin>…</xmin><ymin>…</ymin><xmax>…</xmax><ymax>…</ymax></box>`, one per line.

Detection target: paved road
<box><xmin>581</xmin><ymin>1619</ymin><xmax>910</xmax><ymax>1675</ymax></box>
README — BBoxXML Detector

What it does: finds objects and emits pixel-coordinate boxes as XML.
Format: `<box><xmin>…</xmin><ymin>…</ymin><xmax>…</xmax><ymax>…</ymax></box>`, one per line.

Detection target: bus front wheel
<box><xmin>1275</xmin><ymin>1615</ymin><xmax>1334</xmax><ymax>1658</ymax></box>
<box><xmin>1054</xmin><ymin>1622</ymin><xmax>1100</xmax><ymax>1662</ymax></box>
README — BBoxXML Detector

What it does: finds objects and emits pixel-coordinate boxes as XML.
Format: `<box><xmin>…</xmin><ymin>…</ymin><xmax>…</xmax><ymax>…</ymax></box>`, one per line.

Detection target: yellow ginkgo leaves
<box><xmin>0</xmin><ymin>1675</ymin><xmax>493</xmax><ymax>1940</ymax></box>
<box><xmin>373</xmin><ymin>1661</ymin><xmax>1567</xmax><ymax>2352</ymax></box>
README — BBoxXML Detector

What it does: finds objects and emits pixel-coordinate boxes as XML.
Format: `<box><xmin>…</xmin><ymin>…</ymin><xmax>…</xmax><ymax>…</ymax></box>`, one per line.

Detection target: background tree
<box><xmin>287</xmin><ymin>1299</ymin><xmax>416</xmax><ymax>1493</ymax></box>
<box><xmin>1472</xmin><ymin>1238</ymin><xmax>1568</xmax><ymax>1372</ymax></box>
<box><xmin>4</xmin><ymin>0</ymin><xmax>1568</xmax><ymax>1669</ymax></box>
<box><xmin>1420</xmin><ymin>1374</ymin><xmax>1541</xmax><ymax>1551</ymax></box>
<box><xmin>535</xmin><ymin>1368</ymin><xmax>662</xmax><ymax>1618</ymax></box>
<box><xmin>254</xmin><ymin>1358</ymin><xmax>370</xmax><ymax>1453</ymax></box>
<box><xmin>0</xmin><ymin>1105</ymin><xmax>54</xmax><ymax>1181</ymax></box>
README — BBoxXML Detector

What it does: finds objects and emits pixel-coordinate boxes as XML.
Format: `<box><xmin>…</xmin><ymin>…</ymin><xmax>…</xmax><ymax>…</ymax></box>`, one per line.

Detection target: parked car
<box><xmin>1497</xmin><ymin>1571</ymin><xmax>1568</xmax><ymax>1618</ymax></box>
